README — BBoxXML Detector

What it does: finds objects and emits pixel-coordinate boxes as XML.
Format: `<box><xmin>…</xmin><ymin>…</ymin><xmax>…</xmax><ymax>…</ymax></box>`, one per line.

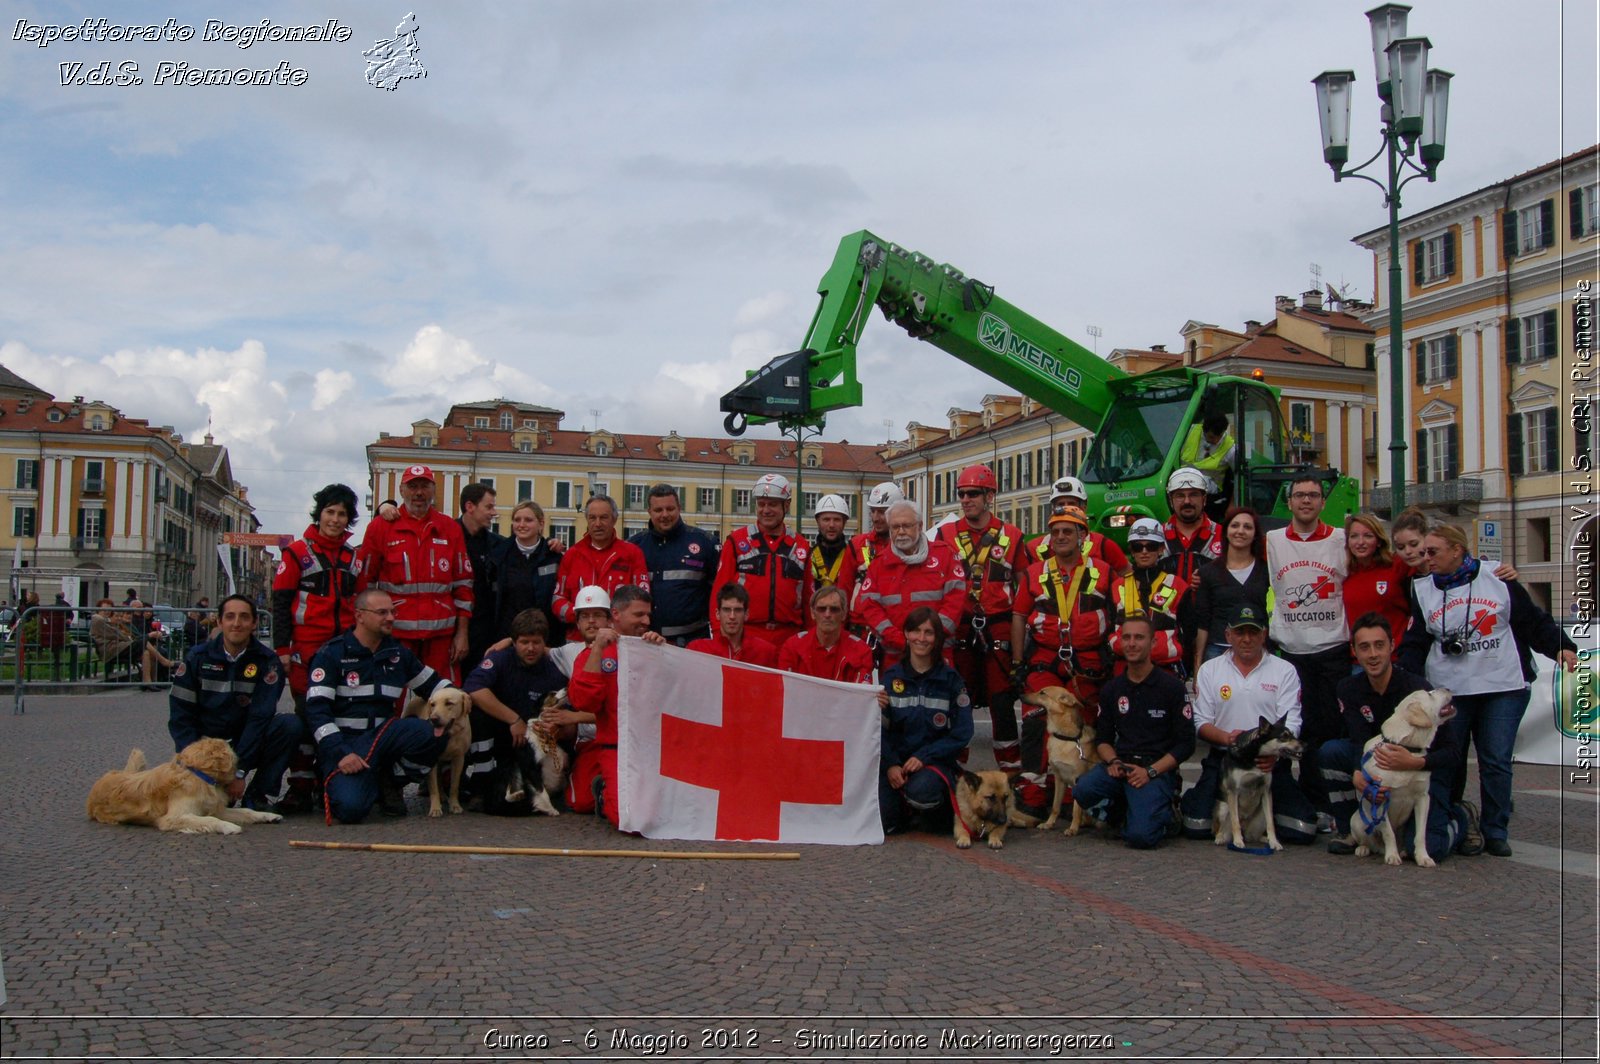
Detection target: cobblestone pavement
<box><xmin>1</xmin><ymin>691</ymin><xmax>1595</xmax><ymax>1060</ymax></box>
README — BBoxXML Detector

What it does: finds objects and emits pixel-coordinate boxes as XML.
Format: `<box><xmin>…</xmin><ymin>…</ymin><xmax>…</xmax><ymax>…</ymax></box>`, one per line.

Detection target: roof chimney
<box><xmin>1150</xmin><ymin>344</ymin><xmax>1166</xmax><ymax>352</ymax></box>
<box><xmin>1301</xmin><ymin>289</ymin><xmax>1324</xmax><ymax>312</ymax></box>
<box><xmin>1275</xmin><ymin>295</ymin><xmax>1295</xmax><ymax>312</ymax></box>
<box><xmin>1244</xmin><ymin>320</ymin><xmax>1263</xmax><ymax>334</ymax></box>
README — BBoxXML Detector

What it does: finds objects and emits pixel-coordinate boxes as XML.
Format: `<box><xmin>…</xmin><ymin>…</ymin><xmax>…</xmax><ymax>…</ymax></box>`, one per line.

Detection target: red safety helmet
<box><xmin>956</xmin><ymin>464</ymin><xmax>997</xmax><ymax>492</ymax></box>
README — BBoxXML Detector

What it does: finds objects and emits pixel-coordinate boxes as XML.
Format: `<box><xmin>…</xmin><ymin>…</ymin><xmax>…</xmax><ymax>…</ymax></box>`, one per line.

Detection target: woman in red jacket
<box><xmin>272</xmin><ymin>483</ymin><xmax>365</xmax><ymax>709</ymax></box>
<box><xmin>1342</xmin><ymin>513</ymin><xmax>1411</xmax><ymax>643</ymax></box>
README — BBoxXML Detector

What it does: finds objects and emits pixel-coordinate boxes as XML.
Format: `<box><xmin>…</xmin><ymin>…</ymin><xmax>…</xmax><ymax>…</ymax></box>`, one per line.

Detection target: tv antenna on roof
<box><xmin>1086</xmin><ymin>325</ymin><xmax>1103</xmax><ymax>354</ymax></box>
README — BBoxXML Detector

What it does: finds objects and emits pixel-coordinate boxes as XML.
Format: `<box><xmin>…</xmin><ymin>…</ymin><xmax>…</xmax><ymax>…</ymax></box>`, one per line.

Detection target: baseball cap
<box><xmin>402</xmin><ymin>464</ymin><xmax>435</xmax><ymax>483</ymax></box>
<box><xmin>1226</xmin><ymin>603</ymin><xmax>1267</xmax><ymax>630</ymax></box>
<box><xmin>1048</xmin><ymin>504</ymin><xmax>1089</xmax><ymax>530</ymax></box>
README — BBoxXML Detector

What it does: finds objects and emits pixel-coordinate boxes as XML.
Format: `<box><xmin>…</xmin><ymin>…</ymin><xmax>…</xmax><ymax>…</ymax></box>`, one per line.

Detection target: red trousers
<box><xmin>567</xmin><ymin>744</ymin><xmax>619</xmax><ymax>828</ymax></box>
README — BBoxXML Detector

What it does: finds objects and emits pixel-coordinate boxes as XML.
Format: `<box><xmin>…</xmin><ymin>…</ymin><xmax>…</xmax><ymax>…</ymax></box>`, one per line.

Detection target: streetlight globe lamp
<box><xmin>1312</xmin><ymin>7</ymin><xmax>1448</xmax><ymax>515</ymax></box>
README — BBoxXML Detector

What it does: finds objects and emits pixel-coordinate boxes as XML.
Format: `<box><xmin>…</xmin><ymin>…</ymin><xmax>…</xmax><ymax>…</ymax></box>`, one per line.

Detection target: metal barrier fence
<box><xmin>8</xmin><ymin>605</ymin><xmax>216</xmax><ymax>714</ymax></box>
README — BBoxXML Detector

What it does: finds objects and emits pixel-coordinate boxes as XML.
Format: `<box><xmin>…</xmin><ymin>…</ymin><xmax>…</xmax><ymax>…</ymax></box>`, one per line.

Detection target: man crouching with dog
<box><xmin>1319</xmin><ymin>612</ymin><xmax>1475</xmax><ymax>861</ymax></box>
<box><xmin>304</xmin><ymin>589</ymin><xmax>454</xmax><ymax>823</ymax></box>
<box><xmin>1179</xmin><ymin>603</ymin><xmax>1319</xmax><ymax>845</ymax></box>
<box><xmin>461</xmin><ymin>608</ymin><xmax>569</xmax><ymax>815</ymax></box>
<box><xmin>1071</xmin><ymin>615</ymin><xmax>1195</xmax><ymax>847</ymax></box>
<box><xmin>168</xmin><ymin>594</ymin><xmax>300</xmax><ymax>813</ymax></box>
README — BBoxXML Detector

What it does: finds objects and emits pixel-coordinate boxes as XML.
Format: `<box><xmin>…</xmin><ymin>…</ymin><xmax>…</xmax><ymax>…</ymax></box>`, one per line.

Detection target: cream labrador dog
<box><xmin>1351</xmin><ymin>688</ymin><xmax>1454</xmax><ymax>867</ymax></box>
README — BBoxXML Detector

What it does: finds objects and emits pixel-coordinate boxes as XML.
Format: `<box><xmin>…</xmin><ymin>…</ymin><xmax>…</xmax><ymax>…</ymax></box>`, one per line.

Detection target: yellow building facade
<box><xmin>1354</xmin><ymin>145</ymin><xmax>1598</xmax><ymax>611</ymax></box>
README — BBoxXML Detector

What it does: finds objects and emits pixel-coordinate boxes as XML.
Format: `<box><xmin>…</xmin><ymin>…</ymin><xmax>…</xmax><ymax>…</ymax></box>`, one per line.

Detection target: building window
<box><xmin>1508</xmin><ymin>407</ymin><xmax>1559</xmax><ymax>475</ymax></box>
<box><xmin>89</xmin><ymin>414</ymin><xmax>106</xmax><ymax>430</ymax></box>
<box><xmin>474</xmin><ymin>416</ymin><xmax>490</xmax><ymax>428</ymax></box>
<box><xmin>77</xmin><ymin>508</ymin><xmax>104</xmax><ymax>540</ymax></box>
<box><xmin>419</xmin><ymin>436</ymin><xmax>435</xmax><ymax>448</ymax></box>
<box><xmin>802</xmin><ymin>492</ymin><xmax>818</xmax><ymax>515</ymax></box>
<box><xmin>591</xmin><ymin>482</ymin><xmax>609</xmax><ymax>502</ymax></box>
<box><xmin>698</xmin><ymin>487</ymin><xmax>720</xmax><ymax>512</ymax></box>
<box><xmin>1507</xmin><ymin>199</ymin><xmax>1555</xmax><ymax>256</ymax></box>
<box><xmin>517</xmin><ymin>479</ymin><xmax>533</xmax><ymax>502</ymax></box>
<box><xmin>733</xmin><ymin>489</ymin><xmax>752</xmax><ymax>514</ymax></box>
<box><xmin>15</xmin><ymin>459</ymin><xmax>38</xmax><ymax>490</ymax></box>
<box><xmin>12</xmin><ymin>506</ymin><xmax>35</xmax><ymax>537</ymax></box>
<box><xmin>736</xmin><ymin>453</ymin><xmax>751</xmax><ymax>465</ymax></box>
<box><xmin>84</xmin><ymin>460</ymin><xmax>104</xmax><ymax>493</ymax></box>
<box><xmin>594</xmin><ymin>442</ymin><xmax>609</xmax><ymax>457</ymax></box>
<box><xmin>805</xmin><ymin>453</ymin><xmax>820</xmax><ymax>468</ymax></box>
<box><xmin>46</xmin><ymin>408</ymin><xmax>62</xmax><ymax>422</ymax></box>
<box><xmin>518</xmin><ymin>439</ymin><xmax>532</xmax><ymax>453</ymax></box>
<box><xmin>1414</xmin><ymin>231</ymin><xmax>1455</xmax><ymax>284</ymax></box>
<box><xmin>550</xmin><ymin>522</ymin><xmax>575</xmax><ymax>547</ymax></box>
<box><xmin>1415</xmin><ymin>334</ymin><xmax>1458</xmax><ymax>385</ymax></box>
<box><xmin>1290</xmin><ymin>402</ymin><xmax>1313</xmax><ymax>434</ymax></box>
<box><xmin>1575</xmin><ymin>183</ymin><xmax>1600</xmax><ymax>237</ymax></box>
<box><xmin>1506</xmin><ymin>309</ymin><xmax>1558</xmax><ymax>365</ymax></box>
<box><xmin>1415</xmin><ymin>423</ymin><xmax>1458</xmax><ymax>483</ymax></box>
<box><xmin>500</xmin><ymin>412</ymin><xmax>513</xmax><ymax>430</ymax></box>
<box><xmin>523</xmin><ymin>418</ymin><xmax>538</xmax><ymax>429</ymax></box>
<box><xmin>554</xmin><ymin>482</ymin><xmax>573</xmax><ymax>510</ymax></box>
<box><xmin>477</xmin><ymin>478</ymin><xmax>495</xmax><ymax>493</ymax></box>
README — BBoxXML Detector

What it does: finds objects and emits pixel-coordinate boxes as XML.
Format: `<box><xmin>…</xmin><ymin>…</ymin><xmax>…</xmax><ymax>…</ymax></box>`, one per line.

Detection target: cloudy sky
<box><xmin>1</xmin><ymin>0</ymin><xmax>1594</xmax><ymax>537</ymax></box>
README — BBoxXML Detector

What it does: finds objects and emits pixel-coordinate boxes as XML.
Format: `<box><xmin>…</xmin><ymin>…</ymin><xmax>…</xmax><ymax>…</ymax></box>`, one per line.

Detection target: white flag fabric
<box><xmin>617</xmin><ymin>638</ymin><xmax>883</xmax><ymax>845</ymax></box>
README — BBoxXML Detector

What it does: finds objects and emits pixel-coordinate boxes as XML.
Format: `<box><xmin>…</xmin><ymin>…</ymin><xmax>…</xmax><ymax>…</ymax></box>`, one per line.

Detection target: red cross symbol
<box><xmin>659</xmin><ymin>666</ymin><xmax>845</xmax><ymax>841</ymax></box>
<box><xmin>1469</xmin><ymin>608</ymin><xmax>1497</xmax><ymax>637</ymax></box>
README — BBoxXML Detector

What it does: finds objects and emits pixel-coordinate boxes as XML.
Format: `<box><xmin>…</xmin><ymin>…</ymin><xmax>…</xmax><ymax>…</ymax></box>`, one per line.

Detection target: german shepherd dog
<box><xmin>1213</xmin><ymin>714</ymin><xmax>1305</xmax><ymax>852</ymax></box>
<box><xmin>502</xmin><ymin>689</ymin><xmax>570</xmax><ymax>817</ymax></box>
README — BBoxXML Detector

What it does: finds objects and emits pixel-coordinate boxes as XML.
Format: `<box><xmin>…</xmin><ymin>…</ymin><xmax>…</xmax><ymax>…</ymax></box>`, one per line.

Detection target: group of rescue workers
<box><xmin>165</xmin><ymin>454</ymin><xmax>1578</xmax><ymax>854</ymax></box>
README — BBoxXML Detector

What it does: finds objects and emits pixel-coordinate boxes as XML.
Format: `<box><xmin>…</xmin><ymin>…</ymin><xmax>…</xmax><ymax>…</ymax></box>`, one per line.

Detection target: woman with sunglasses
<box><xmin>1188</xmin><ymin>505</ymin><xmax>1270</xmax><ymax>676</ymax></box>
<box><xmin>1399</xmin><ymin>523</ymin><xmax>1578</xmax><ymax>857</ymax></box>
<box><xmin>1108</xmin><ymin>517</ymin><xmax>1191</xmax><ymax>676</ymax></box>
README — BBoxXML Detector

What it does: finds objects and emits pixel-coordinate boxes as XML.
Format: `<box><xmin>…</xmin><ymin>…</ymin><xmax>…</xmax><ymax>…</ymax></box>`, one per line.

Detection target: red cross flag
<box><xmin>617</xmin><ymin>639</ymin><xmax>883</xmax><ymax>845</ymax></box>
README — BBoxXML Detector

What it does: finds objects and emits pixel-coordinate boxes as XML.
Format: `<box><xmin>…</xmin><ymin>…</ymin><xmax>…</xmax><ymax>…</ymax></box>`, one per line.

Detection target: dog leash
<box><xmin>923</xmin><ymin>764</ymin><xmax>975</xmax><ymax>839</ymax></box>
<box><xmin>1356</xmin><ymin>746</ymin><xmax>1390</xmax><ymax>832</ymax></box>
<box><xmin>185</xmin><ymin>765</ymin><xmax>219</xmax><ymax>787</ymax></box>
<box><xmin>322</xmin><ymin>716</ymin><xmax>399</xmax><ymax>826</ymax></box>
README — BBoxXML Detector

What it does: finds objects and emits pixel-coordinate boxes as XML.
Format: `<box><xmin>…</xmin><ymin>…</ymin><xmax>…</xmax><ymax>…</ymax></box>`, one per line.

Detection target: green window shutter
<box><xmin>1443</xmin><ymin>231</ymin><xmax>1456</xmax><ymax>276</ymax></box>
<box><xmin>1505</xmin><ymin>319</ymin><xmax>1521</xmax><ymax>365</ymax></box>
<box><xmin>1412</xmin><ymin>240</ymin><xmax>1424</xmax><ymax>286</ymax></box>
<box><xmin>1539</xmin><ymin>199</ymin><xmax>1555</xmax><ymax>248</ymax></box>
<box><xmin>1444</xmin><ymin>334</ymin><xmax>1458</xmax><ymax>380</ymax></box>
<box><xmin>1415</xmin><ymin>429</ymin><xmax>1429</xmax><ymax>482</ymax></box>
<box><xmin>1540</xmin><ymin>309</ymin><xmax>1558</xmax><ymax>360</ymax></box>
<box><xmin>1445</xmin><ymin>424</ymin><xmax>1460</xmax><ymax>480</ymax></box>
<box><xmin>1541</xmin><ymin>409</ymin><xmax>1559</xmax><ymax>473</ymax></box>
<box><xmin>1507</xmin><ymin>414</ymin><xmax>1524</xmax><ymax>476</ymax></box>
<box><xmin>1365</xmin><ymin>342</ymin><xmax>1376</xmax><ymax>369</ymax></box>
<box><xmin>1414</xmin><ymin>340</ymin><xmax>1427</xmax><ymax>385</ymax></box>
<box><xmin>1572</xmin><ymin>188</ymin><xmax>1585</xmax><ymax>240</ymax></box>
<box><xmin>1502</xmin><ymin>211</ymin><xmax>1518</xmax><ymax>259</ymax></box>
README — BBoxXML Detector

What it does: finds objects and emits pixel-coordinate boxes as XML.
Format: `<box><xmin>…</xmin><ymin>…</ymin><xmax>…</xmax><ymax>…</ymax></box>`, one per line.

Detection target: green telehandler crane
<box><xmin>720</xmin><ymin>230</ymin><xmax>1359</xmax><ymax>539</ymax></box>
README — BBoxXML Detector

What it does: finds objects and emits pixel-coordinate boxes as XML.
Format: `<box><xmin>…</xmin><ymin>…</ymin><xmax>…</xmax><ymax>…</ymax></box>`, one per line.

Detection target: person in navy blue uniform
<box><xmin>1321</xmin><ymin>612</ymin><xmax>1472</xmax><ymax>860</ymax></box>
<box><xmin>878</xmin><ymin>606</ymin><xmax>974</xmax><ymax>834</ymax></box>
<box><xmin>304</xmin><ymin>588</ymin><xmax>453</xmax><ymax>823</ymax></box>
<box><xmin>461</xmin><ymin>607</ymin><xmax>568</xmax><ymax>812</ymax></box>
<box><xmin>1071</xmin><ymin>615</ymin><xmax>1195</xmax><ymax>847</ymax></box>
<box><xmin>168</xmin><ymin>594</ymin><xmax>298</xmax><ymax>811</ymax></box>
<box><xmin>630</xmin><ymin>484</ymin><xmax>719</xmax><ymax>646</ymax></box>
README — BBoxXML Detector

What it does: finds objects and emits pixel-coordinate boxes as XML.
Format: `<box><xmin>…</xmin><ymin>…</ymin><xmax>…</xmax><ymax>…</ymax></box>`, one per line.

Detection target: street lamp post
<box><xmin>1313</xmin><ymin>3</ymin><xmax>1451</xmax><ymax>514</ymax></box>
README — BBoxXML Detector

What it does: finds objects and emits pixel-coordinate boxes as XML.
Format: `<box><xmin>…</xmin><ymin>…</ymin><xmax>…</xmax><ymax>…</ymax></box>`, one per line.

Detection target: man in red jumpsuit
<box><xmin>778</xmin><ymin>585</ymin><xmax>875</xmax><ymax>683</ymax></box>
<box><xmin>550</xmin><ymin>494</ymin><xmax>650</xmax><ymax>642</ymax></box>
<box><xmin>357</xmin><ymin>465</ymin><xmax>472</xmax><ymax>681</ymax></box>
<box><xmin>857</xmin><ymin>501</ymin><xmax>966</xmax><ymax>671</ymax></box>
<box><xmin>710</xmin><ymin>473</ymin><xmax>811</xmax><ymax>651</ymax></box>
<box><xmin>689</xmin><ymin>584</ymin><xmax>779</xmax><ymax>667</ymax></box>
<box><xmin>935</xmin><ymin>463</ymin><xmax>1027</xmax><ymax>772</ymax></box>
<box><xmin>564</xmin><ymin>584</ymin><xmax>665</xmax><ymax>827</ymax></box>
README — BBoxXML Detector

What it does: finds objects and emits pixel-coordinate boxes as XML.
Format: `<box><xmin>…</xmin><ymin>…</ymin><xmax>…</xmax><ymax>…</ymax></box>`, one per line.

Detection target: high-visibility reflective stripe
<box><xmin>659</xmin><ymin>569</ymin><xmax>700</xmax><ymax>582</ymax></box>
<box><xmin>376</xmin><ymin>580</ymin><xmax>452</xmax><ymax>594</ymax></box>
<box><xmin>888</xmin><ymin>696</ymin><xmax>951</xmax><ymax>711</ymax></box>
<box><xmin>395</xmin><ymin>617</ymin><xmax>456</xmax><ymax>633</ymax></box>
<box><xmin>307</xmin><ymin>685</ymin><xmax>335</xmax><ymax>701</ymax></box>
<box><xmin>468</xmin><ymin>738</ymin><xmax>494</xmax><ymax>754</ymax></box>
<box><xmin>941</xmin><ymin>579</ymin><xmax>967</xmax><ymax>595</ymax></box>
<box><xmin>333</xmin><ymin>716</ymin><xmax>376</xmax><ymax>730</ymax></box>
<box><xmin>537</xmin><ymin>563</ymin><xmax>558</xmax><ymax>576</ymax></box>
<box><xmin>378</xmin><ymin>684</ymin><xmax>406</xmax><ymax>699</ymax></box>
<box><xmin>873</xmin><ymin>620</ymin><xmax>893</xmax><ymax>635</ymax></box>
<box><xmin>170</xmin><ymin>686</ymin><xmax>198</xmax><ymax>703</ymax></box>
<box><xmin>907</xmin><ymin>590</ymin><xmax>945</xmax><ymax>603</ymax></box>
<box><xmin>939</xmin><ymin>616</ymin><xmax>957</xmax><ymax>633</ymax></box>
<box><xmin>336</xmin><ymin>684</ymin><xmax>377</xmax><ymax>698</ymax></box>
<box><xmin>867</xmin><ymin>592</ymin><xmax>903</xmax><ymax>606</ymax></box>
<box><xmin>413</xmin><ymin>667</ymin><xmax>439</xmax><ymax>687</ymax></box>
<box><xmin>1276</xmin><ymin>812</ymin><xmax>1317</xmax><ymax>836</ymax></box>
<box><xmin>313</xmin><ymin>723</ymin><xmax>341</xmax><ymax>742</ymax></box>
<box><xmin>293</xmin><ymin>591</ymin><xmax>311</xmax><ymax>626</ymax></box>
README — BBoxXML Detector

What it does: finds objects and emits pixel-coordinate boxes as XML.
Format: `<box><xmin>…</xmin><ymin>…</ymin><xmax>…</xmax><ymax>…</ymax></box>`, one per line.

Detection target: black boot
<box><xmin>378</xmin><ymin>772</ymin><xmax>408</xmax><ymax>817</ymax></box>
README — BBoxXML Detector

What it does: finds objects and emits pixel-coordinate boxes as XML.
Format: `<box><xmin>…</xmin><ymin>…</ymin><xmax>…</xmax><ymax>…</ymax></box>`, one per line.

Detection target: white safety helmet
<box><xmin>573</xmin><ymin>586</ymin><xmax>612</xmax><ymax>613</ymax></box>
<box><xmin>814</xmin><ymin>493</ymin><xmax>850</xmax><ymax>518</ymax></box>
<box><xmin>1051</xmin><ymin>475</ymin><xmax>1087</xmax><ymax>501</ymax></box>
<box><xmin>866</xmin><ymin>481</ymin><xmax>904</xmax><ymax>509</ymax></box>
<box><xmin>1166</xmin><ymin>466</ymin><xmax>1210</xmax><ymax>495</ymax></box>
<box><xmin>752</xmin><ymin>473</ymin><xmax>792</xmax><ymax>501</ymax></box>
<box><xmin>1127</xmin><ymin>518</ymin><xmax>1166</xmax><ymax>544</ymax></box>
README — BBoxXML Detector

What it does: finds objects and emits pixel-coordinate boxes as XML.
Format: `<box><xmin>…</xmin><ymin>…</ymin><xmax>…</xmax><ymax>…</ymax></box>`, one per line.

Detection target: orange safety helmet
<box><xmin>956</xmin><ymin>464</ymin><xmax>998</xmax><ymax>492</ymax></box>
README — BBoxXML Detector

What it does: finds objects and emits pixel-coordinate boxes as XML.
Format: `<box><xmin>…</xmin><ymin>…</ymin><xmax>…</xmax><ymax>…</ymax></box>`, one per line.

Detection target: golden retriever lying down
<box><xmin>86</xmin><ymin>738</ymin><xmax>283</xmax><ymax>835</ymax></box>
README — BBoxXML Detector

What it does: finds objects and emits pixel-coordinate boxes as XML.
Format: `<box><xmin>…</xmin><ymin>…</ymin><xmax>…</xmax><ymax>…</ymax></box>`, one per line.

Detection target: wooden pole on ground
<box><xmin>289</xmin><ymin>840</ymin><xmax>799</xmax><ymax>860</ymax></box>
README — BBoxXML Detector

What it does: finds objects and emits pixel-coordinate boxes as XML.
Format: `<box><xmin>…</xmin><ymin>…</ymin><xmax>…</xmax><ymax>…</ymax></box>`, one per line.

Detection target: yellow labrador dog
<box><xmin>1024</xmin><ymin>686</ymin><xmax>1100</xmax><ymax>836</ymax></box>
<box><xmin>87</xmin><ymin>738</ymin><xmax>282</xmax><ymax>835</ymax></box>
<box><xmin>404</xmin><ymin>686</ymin><xmax>473</xmax><ymax>817</ymax></box>
<box><xmin>1351</xmin><ymin>688</ymin><xmax>1454</xmax><ymax>867</ymax></box>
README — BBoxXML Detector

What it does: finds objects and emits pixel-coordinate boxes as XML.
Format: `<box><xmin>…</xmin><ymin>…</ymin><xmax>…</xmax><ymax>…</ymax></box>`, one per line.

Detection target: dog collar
<box><xmin>1050</xmin><ymin>729</ymin><xmax>1084</xmax><ymax>742</ymax></box>
<box><xmin>1379</xmin><ymin>740</ymin><xmax>1429</xmax><ymax>755</ymax></box>
<box><xmin>186</xmin><ymin>765</ymin><xmax>219</xmax><ymax>786</ymax></box>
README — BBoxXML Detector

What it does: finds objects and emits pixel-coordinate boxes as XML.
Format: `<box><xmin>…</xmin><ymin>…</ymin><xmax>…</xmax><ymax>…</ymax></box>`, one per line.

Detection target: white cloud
<box><xmin>310</xmin><ymin>369</ymin><xmax>356</xmax><ymax>411</ymax></box>
<box><xmin>382</xmin><ymin>325</ymin><xmax>489</xmax><ymax>388</ymax></box>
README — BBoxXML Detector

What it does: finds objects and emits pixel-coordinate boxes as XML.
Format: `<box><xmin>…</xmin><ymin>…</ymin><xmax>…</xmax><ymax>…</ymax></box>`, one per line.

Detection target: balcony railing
<box><xmin>1363</xmin><ymin>438</ymin><xmax>1377</xmax><ymax>460</ymax></box>
<box><xmin>1368</xmin><ymin>478</ymin><xmax>1484</xmax><ymax>515</ymax></box>
<box><xmin>71</xmin><ymin>535</ymin><xmax>104</xmax><ymax>552</ymax></box>
<box><xmin>82</xmin><ymin>478</ymin><xmax>104</xmax><ymax>495</ymax></box>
